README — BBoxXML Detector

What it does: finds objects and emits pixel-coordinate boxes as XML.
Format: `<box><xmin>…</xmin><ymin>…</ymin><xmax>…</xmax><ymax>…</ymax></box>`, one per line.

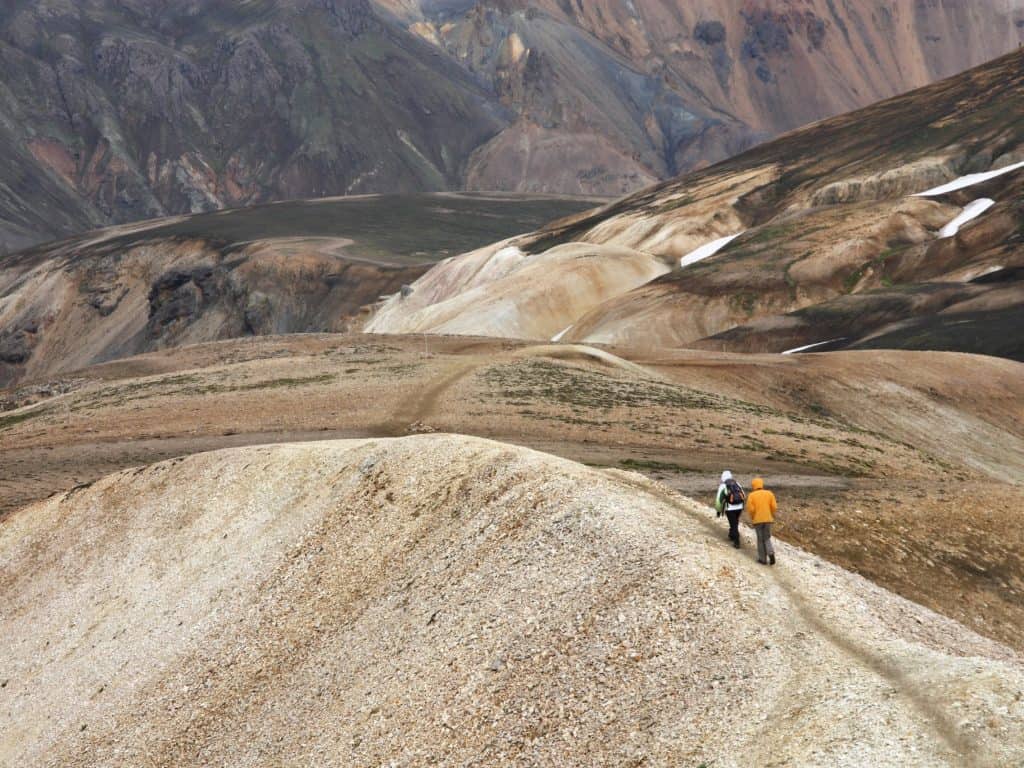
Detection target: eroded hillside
<box><xmin>0</xmin><ymin>193</ymin><xmax>596</xmax><ymax>387</ymax></box>
<box><xmin>378</xmin><ymin>0</ymin><xmax>1024</xmax><ymax>195</ymax></box>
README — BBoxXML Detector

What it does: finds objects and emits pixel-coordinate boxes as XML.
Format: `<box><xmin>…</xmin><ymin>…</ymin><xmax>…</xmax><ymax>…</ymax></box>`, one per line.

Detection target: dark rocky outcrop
<box><xmin>694</xmin><ymin>20</ymin><xmax>726</xmax><ymax>46</ymax></box>
<box><xmin>147</xmin><ymin>266</ymin><xmax>242</xmax><ymax>339</ymax></box>
<box><xmin>0</xmin><ymin>324</ymin><xmax>39</xmax><ymax>365</ymax></box>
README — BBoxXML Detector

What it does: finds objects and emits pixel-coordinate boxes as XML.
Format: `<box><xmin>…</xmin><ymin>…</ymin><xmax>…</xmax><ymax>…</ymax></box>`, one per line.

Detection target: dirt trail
<box><xmin>611</xmin><ymin>471</ymin><xmax>990</xmax><ymax>768</ymax></box>
<box><xmin>382</xmin><ymin>343</ymin><xmax>662</xmax><ymax>434</ymax></box>
<box><xmin>522</xmin><ymin>344</ymin><xmax>662</xmax><ymax>379</ymax></box>
<box><xmin>382</xmin><ymin>359</ymin><xmax>481</xmax><ymax>435</ymax></box>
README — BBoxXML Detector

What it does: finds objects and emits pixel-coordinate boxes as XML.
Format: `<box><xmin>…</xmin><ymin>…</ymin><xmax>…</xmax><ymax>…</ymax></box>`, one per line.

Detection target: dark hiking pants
<box><xmin>755</xmin><ymin>523</ymin><xmax>775</xmax><ymax>562</ymax></box>
<box><xmin>725</xmin><ymin>509</ymin><xmax>742</xmax><ymax>544</ymax></box>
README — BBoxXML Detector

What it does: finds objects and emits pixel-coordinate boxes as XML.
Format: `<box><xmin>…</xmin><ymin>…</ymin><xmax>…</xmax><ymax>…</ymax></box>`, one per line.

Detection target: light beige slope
<box><xmin>367</xmin><ymin>165</ymin><xmax>768</xmax><ymax>339</ymax></box>
<box><xmin>367</xmin><ymin>242</ymin><xmax>671</xmax><ymax>339</ymax></box>
<box><xmin>2</xmin><ymin>435</ymin><xmax>1022</xmax><ymax>767</ymax></box>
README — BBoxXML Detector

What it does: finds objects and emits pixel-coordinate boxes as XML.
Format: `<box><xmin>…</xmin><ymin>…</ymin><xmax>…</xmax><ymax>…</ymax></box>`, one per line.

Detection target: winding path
<box><xmin>610</xmin><ymin>471</ymin><xmax>989</xmax><ymax>768</ymax></box>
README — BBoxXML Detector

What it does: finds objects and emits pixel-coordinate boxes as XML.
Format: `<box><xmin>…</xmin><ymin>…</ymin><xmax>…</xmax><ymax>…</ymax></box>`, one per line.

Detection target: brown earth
<box><xmin>2</xmin><ymin>333</ymin><xmax>1022</xmax><ymax>653</ymax></box>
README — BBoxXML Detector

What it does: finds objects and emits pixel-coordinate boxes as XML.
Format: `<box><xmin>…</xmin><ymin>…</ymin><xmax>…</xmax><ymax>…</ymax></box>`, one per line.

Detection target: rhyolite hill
<box><xmin>370</xmin><ymin>47</ymin><xmax>1024</xmax><ymax>361</ymax></box>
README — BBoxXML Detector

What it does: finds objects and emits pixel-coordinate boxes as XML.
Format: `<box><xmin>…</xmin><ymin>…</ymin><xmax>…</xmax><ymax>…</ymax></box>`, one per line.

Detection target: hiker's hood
<box><xmin>752</xmin><ymin>477</ymin><xmax>765</xmax><ymax>491</ymax></box>
<box><xmin>721</xmin><ymin>470</ymin><xmax>733</xmax><ymax>483</ymax></box>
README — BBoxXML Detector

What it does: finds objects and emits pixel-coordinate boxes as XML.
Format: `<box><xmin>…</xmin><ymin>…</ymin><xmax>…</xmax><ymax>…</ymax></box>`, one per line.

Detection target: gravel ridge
<box><xmin>1</xmin><ymin>434</ymin><xmax>1022</xmax><ymax>766</ymax></box>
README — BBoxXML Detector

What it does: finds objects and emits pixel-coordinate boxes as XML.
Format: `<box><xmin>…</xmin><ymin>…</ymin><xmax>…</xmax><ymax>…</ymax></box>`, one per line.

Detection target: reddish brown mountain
<box><xmin>2</xmin><ymin>0</ymin><xmax>1022</xmax><ymax>247</ymax></box>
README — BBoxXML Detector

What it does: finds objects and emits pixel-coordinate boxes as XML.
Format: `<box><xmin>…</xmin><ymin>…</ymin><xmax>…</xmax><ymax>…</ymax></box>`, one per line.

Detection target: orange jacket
<box><xmin>745</xmin><ymin>478</ymin><xmax>777</xmax><ymax>524</ymax></box>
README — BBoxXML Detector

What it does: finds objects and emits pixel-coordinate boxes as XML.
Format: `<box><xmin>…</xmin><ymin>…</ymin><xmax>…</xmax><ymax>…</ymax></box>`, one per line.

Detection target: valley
<box><xmin>0</xmin><ymin>192</ymin><xmax>596</xmax><ymax>387</ymax></box>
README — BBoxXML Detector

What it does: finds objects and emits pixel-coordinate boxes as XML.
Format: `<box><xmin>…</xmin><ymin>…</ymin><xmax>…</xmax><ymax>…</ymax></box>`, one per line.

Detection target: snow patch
<box><xmin>396</xmin><ymin>130</ymin><xmax>437</xmax><ymax>172</ymax></box>
<box><xmin>913</xmin><ymin>159</ymin><xmax>1024</xmax><ymax>197</ymax></box>
<box><xmin>679</xmin><ymin>232</ymin><xmax>745</xmax><ymax>268</ymax></box>
<box><xmin>939</xmin><ymin>198</ymin><xmax>995</xmax><ymax>238</ymax></box>
<box><xmin>972</xmin><ymin>264</ymin><xmax>1005</xmax><ymax>280</ymax></box>
<box><xmin>782</xmin><ymin>338</ymin><xmax>845</xmax><ymax>355</ymax></box>
<box><xmin>552</xmin><ymin>325</ymin><xmax>573</xmax><ymax>342</ymax></box>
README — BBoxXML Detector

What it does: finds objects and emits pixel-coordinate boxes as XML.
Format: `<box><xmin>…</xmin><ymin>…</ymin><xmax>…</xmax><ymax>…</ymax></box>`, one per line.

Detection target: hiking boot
<box><xmin>757</xmin><ymin>559</ymin><xmax>767</xmax><ymax>565</ymax></box>
<box><xmin>769</xmin><ymin>554</ymin><xmax>776</xmax><ymax>566</ymax></box>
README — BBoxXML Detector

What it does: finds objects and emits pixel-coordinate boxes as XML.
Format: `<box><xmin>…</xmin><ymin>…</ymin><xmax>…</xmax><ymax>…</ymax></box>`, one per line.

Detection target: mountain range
<box><xmin>2</xmin><ymin>0</ymin><xmax>1022</xmax><ymax>248</ymax></box>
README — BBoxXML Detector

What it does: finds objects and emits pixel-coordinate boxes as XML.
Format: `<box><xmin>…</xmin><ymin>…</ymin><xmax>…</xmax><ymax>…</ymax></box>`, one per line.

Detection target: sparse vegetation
<box><xmin>0</xmin><ymin>408</ymin><xmax>47</xmax><ymax>431</ymax></box>
<box><xmin>620</xmin><ymin>458</ymin><xmax>694</xmax><ymax>473</ymax></box>
<box><xmin>654</xmin><ymin>194</ymin><xmax>696</xmax><ymax>214</ymax></box>
<box><xmin>230</xmin><ymin>374</ymin><xmax>337</xmax><ymax>391</ymax></box>
<box><xmin>481</xmin><ymin>360</ymin><xmax>784</xmax><ymax>418</ymax></box>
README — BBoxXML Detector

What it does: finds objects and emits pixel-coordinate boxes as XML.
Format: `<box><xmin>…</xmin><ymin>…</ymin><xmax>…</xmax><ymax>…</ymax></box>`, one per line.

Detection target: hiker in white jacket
<box><xmin>715</xmin><ymin>470</ymin><xmax>746</xmax><ymax>549</ymax></box>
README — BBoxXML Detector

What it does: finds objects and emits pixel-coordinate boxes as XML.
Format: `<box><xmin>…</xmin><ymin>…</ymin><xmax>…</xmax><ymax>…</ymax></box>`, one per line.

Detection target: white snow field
<box><xmin>914</xmin><ymin>159</ymin><xmax>1024</xmax><ymax>197</ymax></box>
<box><xmin>782</xmin><ymin>338</ymin><xmax>845</xmax><ymax>355</ymax></box>
<box><xmin>551</xmin><ymin>325</ymin><xmax>573</xmax><ymax>342</ymax></box>
<box><xmin>679</xmin><ymin>232</ymin><xmax>745</xmax><ymax>268</ymax></box>
<box><xmin>939</xmin><ymin>198</ymin><xmax>996</xmax><ymax>238</ymax></box>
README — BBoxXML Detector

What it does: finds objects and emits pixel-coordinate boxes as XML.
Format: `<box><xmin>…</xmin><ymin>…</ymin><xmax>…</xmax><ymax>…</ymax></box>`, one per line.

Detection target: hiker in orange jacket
<box><xmin>745</xmin><ymin>477</ymin><xmax>778</xmax><ymax>565</ymax></box>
